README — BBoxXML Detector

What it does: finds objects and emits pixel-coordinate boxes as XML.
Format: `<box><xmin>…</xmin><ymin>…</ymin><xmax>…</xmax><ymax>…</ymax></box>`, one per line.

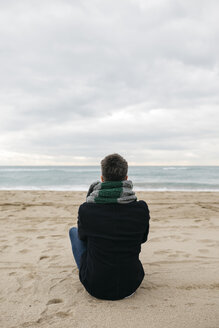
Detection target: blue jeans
<box><xmin>69</xmin><ymin>227</ymin><xmax>87</xmax><ymax>269</ymax></box>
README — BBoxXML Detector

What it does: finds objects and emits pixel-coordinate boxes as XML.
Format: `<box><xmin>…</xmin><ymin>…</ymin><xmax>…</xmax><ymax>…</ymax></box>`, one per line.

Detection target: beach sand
<box><xmin>0</xmin><ymin>191</ymin><xmax>218</xmax><ymax>328</ymax></box>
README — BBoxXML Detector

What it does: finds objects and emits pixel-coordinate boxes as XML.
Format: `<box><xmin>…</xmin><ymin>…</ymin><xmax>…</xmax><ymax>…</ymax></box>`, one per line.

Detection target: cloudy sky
<box><xmin>0</xmin><ymin>0</ymin><xmax>219</xmax><ymax>165</ymax></box>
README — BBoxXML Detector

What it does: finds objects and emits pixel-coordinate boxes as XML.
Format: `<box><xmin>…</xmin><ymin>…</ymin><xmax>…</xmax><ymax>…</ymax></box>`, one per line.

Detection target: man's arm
<box><xmin>141</xmin><ymin>202</ymin><xmax>150</xmax><ymax>243</ymax></box>
<box><xmin>77</xmin><ymin>205</ymin><xmax>87</xmax><ymax>241</ymax></box>
<box><xmin>142</xmin><ymin>222</ymin><xmax>150</xmax><ymax>243</ymax></box>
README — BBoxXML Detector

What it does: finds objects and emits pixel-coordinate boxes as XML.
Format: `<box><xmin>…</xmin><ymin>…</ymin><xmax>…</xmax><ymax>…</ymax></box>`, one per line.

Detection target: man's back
<box><xmin>78</xmin><ymin>200</ymin><xmax>150</xmax><ymax>300</ymax></box>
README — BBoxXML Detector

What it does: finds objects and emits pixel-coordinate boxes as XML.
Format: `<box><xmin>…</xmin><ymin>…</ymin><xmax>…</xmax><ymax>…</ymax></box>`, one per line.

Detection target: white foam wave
<box><xmin>163</xmin><ymin>167</ymin><xmax>188</xmax><ymax>170</ymax></box>
<box><xmin>0</xmin><ymin>186</ymin><xmax>219</xmax><ymax>192</ymax></box>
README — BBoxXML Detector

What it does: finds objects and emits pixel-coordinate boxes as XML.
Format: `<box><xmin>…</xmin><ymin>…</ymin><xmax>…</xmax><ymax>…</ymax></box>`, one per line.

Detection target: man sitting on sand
<box><xmin>69</xmin><ymin>153</ymin><xmax>150</xmax><ymax>300</ymax></box>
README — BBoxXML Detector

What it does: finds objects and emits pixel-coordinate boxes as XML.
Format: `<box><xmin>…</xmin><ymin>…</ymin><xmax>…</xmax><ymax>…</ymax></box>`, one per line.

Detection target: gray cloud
<box><xmin>0</xmin><ymin>0</ymin><xmax>219</xmax><ymax>164</ymax></box>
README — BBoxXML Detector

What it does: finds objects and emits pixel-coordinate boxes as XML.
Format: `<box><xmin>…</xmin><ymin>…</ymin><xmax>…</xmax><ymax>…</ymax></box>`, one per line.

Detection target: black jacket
<box><xmin>77</xmin><ymin>200</ymin><xmax>150</xmax><ymax>300</ymax></box>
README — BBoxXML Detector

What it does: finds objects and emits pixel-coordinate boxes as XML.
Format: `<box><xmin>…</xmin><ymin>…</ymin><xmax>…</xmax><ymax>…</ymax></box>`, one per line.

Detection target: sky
<box><xmin>0</xmin><ymin>0</ymin><xmax>219</xmax><ymax>165</ymax></box>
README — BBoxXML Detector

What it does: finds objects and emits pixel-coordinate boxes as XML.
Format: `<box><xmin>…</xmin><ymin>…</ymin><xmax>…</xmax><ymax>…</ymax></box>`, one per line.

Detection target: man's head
<box><xmin>101</xmin><ymin>153</ymin><xmax>128</xmax><ymax>182</ymax></box>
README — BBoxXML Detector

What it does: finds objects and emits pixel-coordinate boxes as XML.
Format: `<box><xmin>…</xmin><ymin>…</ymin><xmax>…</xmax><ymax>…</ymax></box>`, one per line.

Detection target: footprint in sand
<box><xmin>0</xmin><ymin>245</ymin><xmax>9</xmax><ymax>252</ymax></box>
<box><xmin>198</xmin><ymin>249</ymin><xmax>209</xmax><ymax>254</ymax></box>
<box><xmin>154</xmin><ymin>250</ymin><xmax>171</xmax><ymax>255</ymax></box>
<box><xmin>183</xmin><ymin>253</ymin><xmax>191</xmax><ymax>258</ymax></box>
<box><xmin>16</xmin><ymin>236</ymin><xmax>30</xmax><ymax>242</ymax></box>
<box><xmin>168</xmin><ymin>254</ymin><xmax>179</xmax><ymax>258</ymax></box>
<box><xmin>51</xmin><ymin>235</ymin><xmax>63</xmax><ymax>238</ymax></box>
<box><xmin>19</xmin><ymin>249</ymin><xmax>30</xmax><ymax>254</ymax></box>
<box><xmin>39</xmin><ymin>255</ymin><xmax>49</xmax><ymax>260</ymax></box>
<box><xmin>47</xmin><ymin>298</ymin><xmax>63</xmax><ymax>305</ymax></box>
<box><xmin>76</xmin><ymin>286</ymin><xmax>84</xmax><ymax>293</ymax></box>
<box><xmin>56</xmin><ymin>311</ymin><xmax>70</xmax><ymax>318</ymax></box>
<box><xmin>148</xmin><ymin>304</ymin><xmax>157</xmax><ymax>308</ymax></box>
<box><xmin>15</xmin><ymin>272</ymin><xmax>36</xmax><ymax>291</ymax></box>
<box><xmin>198</xmin><ymin>239</ymin><xmax>212</xmax><ymax>243</ymax></box>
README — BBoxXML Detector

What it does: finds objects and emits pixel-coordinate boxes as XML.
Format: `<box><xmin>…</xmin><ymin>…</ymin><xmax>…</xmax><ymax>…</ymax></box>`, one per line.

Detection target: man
<box><xmin>69</xmin><ymin>153</ymin><xmax>150</xmax><ymax>300</ymax></box>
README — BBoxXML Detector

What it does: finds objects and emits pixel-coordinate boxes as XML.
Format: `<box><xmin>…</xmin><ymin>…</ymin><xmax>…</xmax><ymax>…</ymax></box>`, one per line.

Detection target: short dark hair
<box><xmin>101</xmin><ymin>153</ymin><xmax>128</xmax><ymax>181</ymax></box>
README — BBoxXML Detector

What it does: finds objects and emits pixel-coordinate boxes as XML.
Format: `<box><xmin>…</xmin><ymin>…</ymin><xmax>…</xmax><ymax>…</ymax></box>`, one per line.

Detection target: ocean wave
<box><xmin>134</xmin><ymin>187</ymin><xmax>219</xmax><ymax>192</ymax></box>
<box><xmin>0</xmin><ymin>168</ymin><xmax>53</xmax><ymax>172</ymax></box>
<box><xmin>162</xmin><ymin>167</ymin><xmax>188</xmax><ymax>170</ymax></box>
<box><xmin>0</xmin><ymin>185</ymin><xmax>89</xmax><ymax>191</ymax></box>
<box><xmin>0</xmin><ymin>167</ymin><xmax>99</xmax><ymax>173</ymax></box>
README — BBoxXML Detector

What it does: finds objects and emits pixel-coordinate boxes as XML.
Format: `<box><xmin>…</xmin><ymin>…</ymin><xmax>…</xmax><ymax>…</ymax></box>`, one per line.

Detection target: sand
<box><xmin>0</xmin><ymin>191</ymin><xmax>218</xmax><ymax>328</ymax></box>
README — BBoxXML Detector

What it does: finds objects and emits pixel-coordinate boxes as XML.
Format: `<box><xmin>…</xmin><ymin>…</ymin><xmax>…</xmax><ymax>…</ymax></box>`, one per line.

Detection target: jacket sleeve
<box><xmin>77</xmin><ymin>205</ymin><xmax>87</xmax><ymax>241</ymax></box>
<box><xmin>141</xmin><ymin>203</ymin><xmax>150</xmax><ymax>243</ymax></box>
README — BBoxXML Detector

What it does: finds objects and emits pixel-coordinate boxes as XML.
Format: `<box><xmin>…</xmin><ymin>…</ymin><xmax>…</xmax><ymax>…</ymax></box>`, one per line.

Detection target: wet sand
<box><xmin>0</xmin><ymin>191</ymin><xmax>219</xmax><ymax>328</ymax></box>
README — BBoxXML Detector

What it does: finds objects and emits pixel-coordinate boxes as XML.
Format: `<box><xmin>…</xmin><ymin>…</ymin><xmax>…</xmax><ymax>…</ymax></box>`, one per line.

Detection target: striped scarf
<box><xmin>86</xmin><ymin>180</ymin><xmax>137</xmax><ymax>204</ymax></box>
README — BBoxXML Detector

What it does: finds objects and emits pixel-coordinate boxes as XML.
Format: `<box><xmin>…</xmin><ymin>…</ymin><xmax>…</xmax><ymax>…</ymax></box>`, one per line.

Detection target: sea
<box><xmin>0</xmin><ymin>166</ymin><xmax>219</xmax><ymax>191</ymax></box>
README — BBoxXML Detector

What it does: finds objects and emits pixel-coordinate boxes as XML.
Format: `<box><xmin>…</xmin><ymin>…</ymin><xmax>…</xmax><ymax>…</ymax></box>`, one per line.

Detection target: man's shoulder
<box><xmin>78</xmin><ymin>202</ymin><xmax>88</xmax><ymax>213</ymax></box>
<box><xmin>137</xmin><ymin>200</ymin><xmax>149</xmax><ymax>210</ymax></box>
<box><xmin>78</xmin><ymin>201</ymin><xmax>98</xmax><ymax>215</ymax></box>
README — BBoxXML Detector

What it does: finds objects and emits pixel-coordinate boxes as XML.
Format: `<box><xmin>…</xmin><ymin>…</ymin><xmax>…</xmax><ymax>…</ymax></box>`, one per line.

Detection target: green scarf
<box><xmin>86</xmin><ymin>180</ymin><xmax>137</xmax><ymax>204</ymax></box>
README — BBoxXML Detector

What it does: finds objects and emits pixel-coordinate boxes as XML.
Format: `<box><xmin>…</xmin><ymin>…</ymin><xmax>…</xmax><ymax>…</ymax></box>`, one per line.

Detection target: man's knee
<box><xmin>69</xmin><ymin>227</ymin><xmax>77</xmax><ymax>239</ymax></box>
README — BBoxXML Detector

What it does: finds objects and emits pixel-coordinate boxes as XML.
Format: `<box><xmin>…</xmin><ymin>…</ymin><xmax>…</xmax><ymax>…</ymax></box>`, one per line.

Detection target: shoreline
<box><xmin>0</xmin><ymin>190</ymin><xmax>219</xmax><ymax>328</ymax></box>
